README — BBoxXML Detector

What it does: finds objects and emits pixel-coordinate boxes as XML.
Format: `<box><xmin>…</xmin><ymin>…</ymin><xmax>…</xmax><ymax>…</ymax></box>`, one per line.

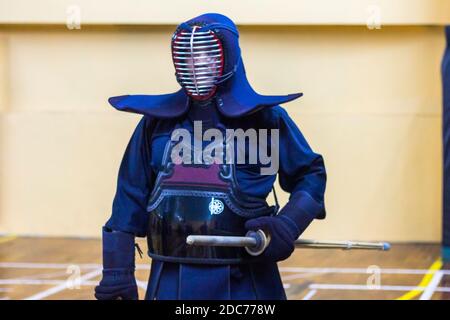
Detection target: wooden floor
<box><xmin>0</xmin><ymin>235</ymin><xmax>449</xmax><ymax>300</ymax></box>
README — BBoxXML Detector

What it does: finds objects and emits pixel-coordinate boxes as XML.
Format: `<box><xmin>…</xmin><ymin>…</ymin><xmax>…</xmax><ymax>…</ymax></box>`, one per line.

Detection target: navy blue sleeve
<box><xmin>276</xmin><ymin>107</ymin><xmax>326</xmax><ymax>234</ymax></box>
<box><xmin>105</xmin><ymin>116</ymin><xmax>155</xmax><ymax>237</ymax></box>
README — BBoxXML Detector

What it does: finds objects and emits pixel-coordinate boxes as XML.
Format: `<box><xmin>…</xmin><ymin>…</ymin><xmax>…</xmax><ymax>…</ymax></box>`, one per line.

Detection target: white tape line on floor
<box><xmin>419</xmin><ymin>270</ymin><xmax>444</xmax><ymax>300</ymax></box>
<box><xmin>24</xmin><ymin>268</ymin><xmax>102</xmax><ymax>300</ymax></box>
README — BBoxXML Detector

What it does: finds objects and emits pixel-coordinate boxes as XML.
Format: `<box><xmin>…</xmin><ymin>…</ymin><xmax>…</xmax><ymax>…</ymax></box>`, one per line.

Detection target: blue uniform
<box><xmin>95</xmin><ymin>13</ymin><xmax>326</xmax><ymax>300</ymax></box>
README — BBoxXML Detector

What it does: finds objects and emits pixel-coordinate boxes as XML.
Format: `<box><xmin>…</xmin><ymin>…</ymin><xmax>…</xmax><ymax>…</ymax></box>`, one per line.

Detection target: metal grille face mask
<box><xmin>172</xmin><ymin>26</ymin><xmax>225</xmax><ymax>101</ymax></box>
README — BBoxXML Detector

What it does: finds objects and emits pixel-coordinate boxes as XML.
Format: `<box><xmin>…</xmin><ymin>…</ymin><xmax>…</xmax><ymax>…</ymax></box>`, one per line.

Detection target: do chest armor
<box><xmin>146</xmin><ymin>139</ymin><xmax>276</xmax><ymax>264</ymax></box>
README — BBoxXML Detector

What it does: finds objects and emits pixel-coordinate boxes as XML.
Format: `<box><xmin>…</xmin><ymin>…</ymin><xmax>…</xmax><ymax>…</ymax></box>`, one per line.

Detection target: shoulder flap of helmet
<box><xmin>108</xmin><ymin>89</ymin><xmax>189</xmax><ymax>119</ymax></box>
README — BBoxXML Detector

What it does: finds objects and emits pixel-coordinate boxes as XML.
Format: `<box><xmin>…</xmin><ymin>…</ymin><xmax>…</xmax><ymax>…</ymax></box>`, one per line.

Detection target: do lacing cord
<box><xmin>134</xmin><ymin>243</ymin><xmax>143</xmax><ymax>259</ymax></box>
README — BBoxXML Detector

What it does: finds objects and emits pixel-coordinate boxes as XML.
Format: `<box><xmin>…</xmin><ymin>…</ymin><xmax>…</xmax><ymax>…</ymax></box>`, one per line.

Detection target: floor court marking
<box><xmin>0</xmin><ymin>279</ymin><xmax>69</xmax><ymax>285</ymax></box>
<box><xmin>396</xmin><ymin>259</ymin><xmax>443</xmax><ymax>300</ymax></box>
<box><xmin>6</xmin><ymin>278</ymin><xmax>449</xmax><ymax>294</ymax></box>
<box><xmin>0</xmin><ymin>279</ymin><xmax>102</xmax><ymax>285</ymax></box>
<box><xmin>2</xmin><ymin>263</ymin><xmax>449</xmax><ymax>275</ymax></box>
<box><xmin>0</xmin><ymin>262</ymin><xmax>102</xmax><ymax>269</ymax></box>
<box><xmin>308</xmin><ymin>283</ymin><xmax>450</xmax><ymax>293</ymax></box>
<box><xmin>23</xmin><ymin>268</ymin><xmax>102</xmax><ymax>300</ymax></box>
<box><xmin>12</xmin><ymin>270</ymin><xmax>71</xmax><ymax>280</ymax></box>
<box><xmin>419</xmin><ymin>270</ymin><xmax>444</xmax><ymax>300</ymax></box>
<box><xmin>0</xmin><ymin>262</ymin><xmax>150</xmax><ymax>270</ymax></box>
<box><xmin>282</xmin><ymin>273</ymin><xmax>318</xmax><ymax>281</ymax></box>
<box><xmin>2</xmin><ymin>261</ymin><xmax>450</xmax><ymax>299</ymax></box>
<box><xmin>302</xmin><ymin>289</ymin><xmax>317</xmax><ymax>300</ymax></box>
<box><xmin>279</xmin><ymin>267</ymin><xmax>450</xmax><ymax>275</ymax></box>
<box><xmin>0</xmin><ymin>279</ymin><xmax>151</xmax><ymax>290</ymax></box>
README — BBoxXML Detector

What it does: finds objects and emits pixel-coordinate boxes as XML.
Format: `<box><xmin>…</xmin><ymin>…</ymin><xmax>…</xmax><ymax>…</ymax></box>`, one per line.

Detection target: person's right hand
<box><xmin>94</xmin><ymin>269</ymin><xmax>138</xmax><ymax>300</ymax></box>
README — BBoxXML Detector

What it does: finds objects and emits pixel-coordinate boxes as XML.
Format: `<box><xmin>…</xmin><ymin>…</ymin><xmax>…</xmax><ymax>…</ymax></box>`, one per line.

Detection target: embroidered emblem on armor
<box><xmin>209</xmin><ymin>198</ymin><xmax>224</xmax><ymax>215</ymax></box>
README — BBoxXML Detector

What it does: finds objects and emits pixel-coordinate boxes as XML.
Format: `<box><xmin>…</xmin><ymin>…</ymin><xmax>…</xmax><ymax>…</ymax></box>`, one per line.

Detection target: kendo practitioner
<box><xmin>95</xmin><ymin>13</ymin><xmax>326</xmax><ymax>300</ymax></box>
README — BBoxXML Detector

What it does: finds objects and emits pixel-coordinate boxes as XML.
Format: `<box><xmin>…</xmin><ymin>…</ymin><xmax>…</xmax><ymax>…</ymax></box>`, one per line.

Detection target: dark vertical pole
<box><xmin>443</xmin><ymin>26</ymin><xmax>450</xmax><ymax>261</ymax></box>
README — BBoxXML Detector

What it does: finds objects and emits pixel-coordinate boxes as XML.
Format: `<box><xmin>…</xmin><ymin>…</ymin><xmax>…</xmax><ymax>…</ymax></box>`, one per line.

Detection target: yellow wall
<box><xmin>0</xmin><ymin>1</ymin><xmax>447</xmax><ymax>241</ymax></box>
<box><xmin>2</xmin><ymin>0</ymin><xmax>450</xmax><ymax>25</ymax></box>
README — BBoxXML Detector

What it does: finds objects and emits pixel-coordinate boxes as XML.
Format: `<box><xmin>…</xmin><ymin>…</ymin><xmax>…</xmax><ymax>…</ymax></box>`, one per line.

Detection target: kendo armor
<box><xmin>146</xmin><ymin>139</ymin><xmax>277</xmax><ymax>264</ymax></box>
<box><xmin>135</xmin><ymin>16</ymin><xmax>298</xmax><ymax>264</ymax></box>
